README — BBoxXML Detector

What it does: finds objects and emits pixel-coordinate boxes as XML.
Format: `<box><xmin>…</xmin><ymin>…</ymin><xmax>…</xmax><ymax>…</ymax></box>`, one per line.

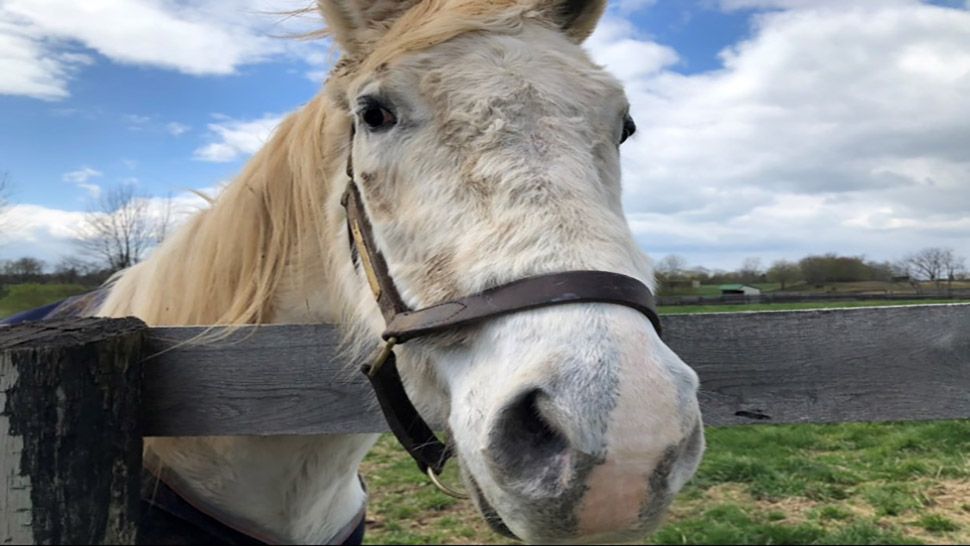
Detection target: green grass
<box><xmin>360</xmin><ymin>436</ymin><xmax>498</xmax><ymax>545</ymax></box>
<box><xmin>918</xmin><ymin>515</ymin><xmax>960</xmax><ymax>534</ymax></box>
<box><xmin>0</xmin><ymin>283</ymin><xmax>93</xmax><ymax>318</ymax></box>
<box><xmin>363</xmin><ymin>422</ymin><xmax>970</xmax><ymax>545</ymax></box>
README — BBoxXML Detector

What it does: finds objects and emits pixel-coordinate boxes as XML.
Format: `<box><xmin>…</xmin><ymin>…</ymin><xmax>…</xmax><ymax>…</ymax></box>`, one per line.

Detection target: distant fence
<box><xmin>658</xmin><ymin>290</ymin><xmax>970</xmax><ymax>306</ymax></box>
<box><xmin>2</xmin><ymin>304</ymin><xmax>969</xmax><ymax>543</ymax></box>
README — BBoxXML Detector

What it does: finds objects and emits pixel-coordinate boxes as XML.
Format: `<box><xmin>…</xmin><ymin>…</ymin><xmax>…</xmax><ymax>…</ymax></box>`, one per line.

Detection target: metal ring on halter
<box><xmin>426</xmin><ymin>466</ymin><xmax>470</xmax><ymax>500</ymax></box>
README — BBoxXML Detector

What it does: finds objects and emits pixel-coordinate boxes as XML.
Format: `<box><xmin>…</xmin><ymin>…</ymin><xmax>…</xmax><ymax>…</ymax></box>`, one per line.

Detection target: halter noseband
<box><xmin>341</xmin><ymin>130</ymin><xmax>662</xmax><ymax>492</ymax></box>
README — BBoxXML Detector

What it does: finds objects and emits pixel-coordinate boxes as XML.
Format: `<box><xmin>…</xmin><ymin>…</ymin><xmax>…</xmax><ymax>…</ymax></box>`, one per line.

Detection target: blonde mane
<box><xmin>98</xmin><ymin>94</ymin><xmax>345</xmax><ymax>326</ymax></box>
<box><xmin>96</xmin><ymin>0</ymin><xmax>605</xmax><ymax>328</ymax></box>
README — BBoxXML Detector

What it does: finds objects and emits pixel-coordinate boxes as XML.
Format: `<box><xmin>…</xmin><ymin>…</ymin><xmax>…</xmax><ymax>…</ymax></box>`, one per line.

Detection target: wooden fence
<box><xmin>2</xmin><ymin>303</ymin><xmax>969</xmax><ymax>543</ymax></box>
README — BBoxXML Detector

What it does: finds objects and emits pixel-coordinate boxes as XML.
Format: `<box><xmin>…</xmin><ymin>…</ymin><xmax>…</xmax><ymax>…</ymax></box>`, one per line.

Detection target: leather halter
<box><xmin>341</xmin><ymin>131</ymin><xmax>663</xmax><ymax>482</ymax></box>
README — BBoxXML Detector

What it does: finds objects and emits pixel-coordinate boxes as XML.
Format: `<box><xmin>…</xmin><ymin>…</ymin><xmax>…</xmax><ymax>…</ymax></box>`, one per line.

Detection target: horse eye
<box><xmin>358</xmin><ymin>98</ymin><xmax>397</xmax><ymax>131</ymax></box>
<box><xmin>620</xmin><ymin>114</ymin><xmax>637</xmax><ymax>145</ymax></box>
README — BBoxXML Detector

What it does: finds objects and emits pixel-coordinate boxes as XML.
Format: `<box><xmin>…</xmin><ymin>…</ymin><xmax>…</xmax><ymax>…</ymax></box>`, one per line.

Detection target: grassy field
<box><xmin>2</xmin><ymin>284</ymin><xmax>967</xmax><ymax>544</ymax></box>
<box><xmin>0</xmin><ymin>283</ymin><xmax>92</xmax><ymax>318</ymax></box>
<box><xmin>361</xmin><ymin>422</ymin><xmax>970</xmax><ymax>545</ymax></box>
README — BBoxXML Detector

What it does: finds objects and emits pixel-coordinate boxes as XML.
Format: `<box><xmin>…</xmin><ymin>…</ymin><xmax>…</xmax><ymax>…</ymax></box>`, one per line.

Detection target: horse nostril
<box><xmin>487</xmin><ymin>389</ymin><xmax>570</xmax><ymax>493</ymax></box>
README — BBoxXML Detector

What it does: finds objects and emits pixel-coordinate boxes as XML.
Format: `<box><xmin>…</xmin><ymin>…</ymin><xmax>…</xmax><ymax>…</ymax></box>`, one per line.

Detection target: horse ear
<box><xmin>542</xmin><ymin>0</ymin><xmax>607</xmax><ymax>43</ymax></box>
<box><xmin>317</xmin><ymin>0</ymin><xmax>420</xmax><ymax>56</ymax></box>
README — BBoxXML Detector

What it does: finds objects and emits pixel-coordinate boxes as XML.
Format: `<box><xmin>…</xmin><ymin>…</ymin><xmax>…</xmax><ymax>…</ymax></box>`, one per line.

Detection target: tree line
<box><xmin>0</xmin><ymin>256</ymin><xmax>113</xmax><ymax>286</ymax></box>
<box><xmin>657</xmin><ymin>249</ymin><xmax>968</xmax><ymax>293</ymax></box>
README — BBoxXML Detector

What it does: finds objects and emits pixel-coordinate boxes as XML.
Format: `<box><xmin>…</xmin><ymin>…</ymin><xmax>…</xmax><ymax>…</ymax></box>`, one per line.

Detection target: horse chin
<box><xmin>463</xmin><ymin>471</ymin><xmax>519</xmax><ymax>540</ymax></box>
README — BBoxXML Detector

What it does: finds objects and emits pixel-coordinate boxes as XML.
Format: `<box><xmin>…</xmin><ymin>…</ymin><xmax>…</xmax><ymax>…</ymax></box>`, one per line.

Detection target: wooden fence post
<box><xmin>0</xmin><ymin>318</ymin><xmax>147</xmax><ymax>545</ymax></box>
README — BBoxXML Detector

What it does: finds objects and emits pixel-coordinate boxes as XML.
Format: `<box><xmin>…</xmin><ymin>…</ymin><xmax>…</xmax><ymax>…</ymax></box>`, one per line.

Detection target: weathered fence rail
<box><xmin>2</xmin><ymin>303</ymin><xmax>970</xmax><ymax>543</ymax></box>
<box><xmin>137</xmin><ymin>303</ymin><xmax>970</xmax><ymax>434</ymax></box>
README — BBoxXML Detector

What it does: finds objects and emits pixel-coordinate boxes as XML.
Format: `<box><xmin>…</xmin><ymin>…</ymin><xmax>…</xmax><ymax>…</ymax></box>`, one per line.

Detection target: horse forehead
<box><xmin>402</xmin><ymin>31</ymin><xmax>621</xmax><ymax>112</ymax></box>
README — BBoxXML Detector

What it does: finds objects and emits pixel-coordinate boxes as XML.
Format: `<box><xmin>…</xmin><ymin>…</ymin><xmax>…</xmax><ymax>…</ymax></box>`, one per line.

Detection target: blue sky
<box><xmin>1</xmin><ymin>0</ymin><xmax>969</xmax><ymax>271</ymax></box>
<box><xmin>0</xmin><ymin>40</ymin><xmax>320</xmax><ymax>209</ymax></box>
<box><xmin>0</xmin><ymin>0</ymin><xmax>750</xmax><ymax>211</ymax></box>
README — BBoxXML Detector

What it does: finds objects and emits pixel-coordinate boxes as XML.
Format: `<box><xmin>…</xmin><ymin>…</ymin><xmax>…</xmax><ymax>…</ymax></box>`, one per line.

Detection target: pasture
<box><xmin>361</xmin><ymin>421</ymin><xmax>970</xmax><ymax>545</ymax></box>
<box><xmin>0</xmin><ymin>283</ymin><xmax>90</xmax><ymax>318</ymax></box>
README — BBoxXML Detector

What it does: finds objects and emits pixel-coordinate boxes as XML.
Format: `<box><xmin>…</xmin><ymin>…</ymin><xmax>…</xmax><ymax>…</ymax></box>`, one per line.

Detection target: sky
<box><xmin>1</xmin><ymin>0</ymin><xmax>968</xmax><ymax>271</ymax></box>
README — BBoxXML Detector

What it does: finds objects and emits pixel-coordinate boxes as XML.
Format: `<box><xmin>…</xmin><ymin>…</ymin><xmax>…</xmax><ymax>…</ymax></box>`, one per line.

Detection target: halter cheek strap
<box><xmin>342</xmin><ymin>181</ymin><xmax>454</xmax><ymax>476</ymax></box>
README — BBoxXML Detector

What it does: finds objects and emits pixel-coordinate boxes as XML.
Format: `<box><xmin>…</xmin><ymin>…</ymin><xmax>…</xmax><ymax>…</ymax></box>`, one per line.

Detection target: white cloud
<box><xmin>586</xmin><ymin>16</ymin><xmax>679</xmax><ymax>81</ymax></box>
<box><xmin>166</xmin><ymin>122</ymin><xmax>191</xmax><ymax>137</ymax></box>
<box><xmin>614</xmin><ymin>0</ymin><xmax>658</xmax><ymax>15</ymax></box>
<box><xmin>76</xmin><ymin>183</ymin><xmax>102</xmax><ymax>199</ymax></box>
<box><xmin>0</xmin><ymin>188</ymin><xmax>218</xmax><ymax>264</ymax></box>
<box><xmin>0</xmin><ymin>19</ymin><xmax>92</xmax><ymax>100</ymax></box>
<box><xmin>194</xmin><ymin>113</ymin><xmax>286</xmax><ymax>163</ymax></box>
<box><xmin>62</xmin><ymin>167</ymin><xmax>102</xmax><ymax>184</ymax></box>
<box><xmin>585</xmin><ymin>2</ymin><xmax>970</xmax><ymax>269</ymax></box>
<box><xmin>123</xmin><ymin>114</ymin><xmax>152</xmax><ymax>129</ymax></box>
<box><xmin>304</xmin><ymin>49</ymin><xmax>339</xmax><ymax>83</ymax></box>
<box><xmin>0</xmin><ymin>0</ymin><xmax>330</xmax><ymax>100</ymax></box>
<box><xmin>62</xmin><ymin>167</ymin><xmax>103</xmax><ymax>198</ymax></box>
<box><xmin>720</xmin><ymin>0</ymin><xmax>919</xmax><ymax>11</ymax></box>
<box><xmin>120</xmin><ymin>116</ymin><xmax>193</xmax><ymax>135</ymax></box>
<box><xmin>0</xmin><ymin>204</ymin><xmax>87</xmax><ymax>262</ymax></box>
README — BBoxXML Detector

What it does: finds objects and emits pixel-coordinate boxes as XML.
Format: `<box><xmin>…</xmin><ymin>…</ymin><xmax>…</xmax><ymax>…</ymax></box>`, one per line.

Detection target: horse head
<box><xmin>320</xmin><ymin>1</ymin><xmax>705</xmax><ymax>542</ymax></box>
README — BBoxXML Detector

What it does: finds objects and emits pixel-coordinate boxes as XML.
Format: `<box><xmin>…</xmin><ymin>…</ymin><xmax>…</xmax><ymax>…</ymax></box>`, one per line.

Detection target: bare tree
<box><xmin>739</xmin><ymin>257</ymin><xmax>763</xmax><ymax>285</ymax></box>
<box><xmin>943</xmin><ymin>251</ymin><xmax>966</xmax><ymax>290</ymax></box>
<box><xmin>656</xmin><ymin>254</ymin><xmax>689</xmax><ymax>280</ymax></box>
<box><xmin>76</xmin><ymin>184</ymin><xmax>172</xmax><ymax>272</ymax></box>
<box><xmin>766</xmin><ymin>260</ymin><xmax>801</xmax><ymax>291</ymax></box>
<box><xmin>154</xmin><ymin>191</ymin><xmax>174</xmax><ymax>245</ymax></box>
<box><xmin>904</xmin><ymin>247</ymin><xmax>965</xmax><ymax>293</ymax></box>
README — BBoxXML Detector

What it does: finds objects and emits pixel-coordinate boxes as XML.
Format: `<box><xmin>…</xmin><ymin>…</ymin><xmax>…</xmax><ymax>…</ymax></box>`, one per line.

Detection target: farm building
<box><xmin>719</xmin><ymin>284</ymin><xmax>762</xmax><ymax>295</ymax></box>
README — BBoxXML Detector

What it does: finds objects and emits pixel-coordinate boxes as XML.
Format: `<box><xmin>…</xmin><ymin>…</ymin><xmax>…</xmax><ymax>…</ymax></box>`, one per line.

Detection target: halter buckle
<box><xmin>364</xmin><ymin>337</ymin><xmax>397</xmax><ymax>378</ymax></box>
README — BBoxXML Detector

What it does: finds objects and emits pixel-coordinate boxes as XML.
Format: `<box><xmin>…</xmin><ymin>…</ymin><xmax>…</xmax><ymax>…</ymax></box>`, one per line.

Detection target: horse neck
<box><xmin>145</xmin><ymin>435</ymin><xmax>378</xmax><ymax>543</ymax></box>
<box><xmin>132</xmin><ymin>95</ymin><xmax>379</xmax><ymax>542</ymax></box>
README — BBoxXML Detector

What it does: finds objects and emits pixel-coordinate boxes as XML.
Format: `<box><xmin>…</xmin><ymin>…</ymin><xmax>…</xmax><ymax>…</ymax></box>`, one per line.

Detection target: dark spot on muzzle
<box><xmin>641</xmin><ymin>422</ymin><xmax>704</xmax><ymax>523</ymax></box>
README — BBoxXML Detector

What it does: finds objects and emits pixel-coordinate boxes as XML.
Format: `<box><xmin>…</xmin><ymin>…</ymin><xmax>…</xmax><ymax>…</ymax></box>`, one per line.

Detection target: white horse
<box><xmin>97</xmin><ymin>0</ymin><xmax>705</xmax><ymax>543</ymax></box>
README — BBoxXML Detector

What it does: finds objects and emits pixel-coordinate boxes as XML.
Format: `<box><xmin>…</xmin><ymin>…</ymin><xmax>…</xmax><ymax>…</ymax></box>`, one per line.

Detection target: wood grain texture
<box><xmin>662</xmin><ymin>304</ymin><xmax>970</xmax><ymax>426</ymax></box>
<box><xmin>0</xmin><ymin>353</ymin><xmax>32</xmax><ymax>545</ymax></box>
<box><xmin>143</xmin><ymin>325</ymin><xmax>385</xmax><ymax>436</ymax></box>
<box><xmin>140</xmin><ymin>304</ymin><xmax>970</xmax><ymax>436</ymax></box>
<box><xmin>0</xmin><ymin>318</ymin><xmax>145</xmax><ymax>545</ymax></box>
